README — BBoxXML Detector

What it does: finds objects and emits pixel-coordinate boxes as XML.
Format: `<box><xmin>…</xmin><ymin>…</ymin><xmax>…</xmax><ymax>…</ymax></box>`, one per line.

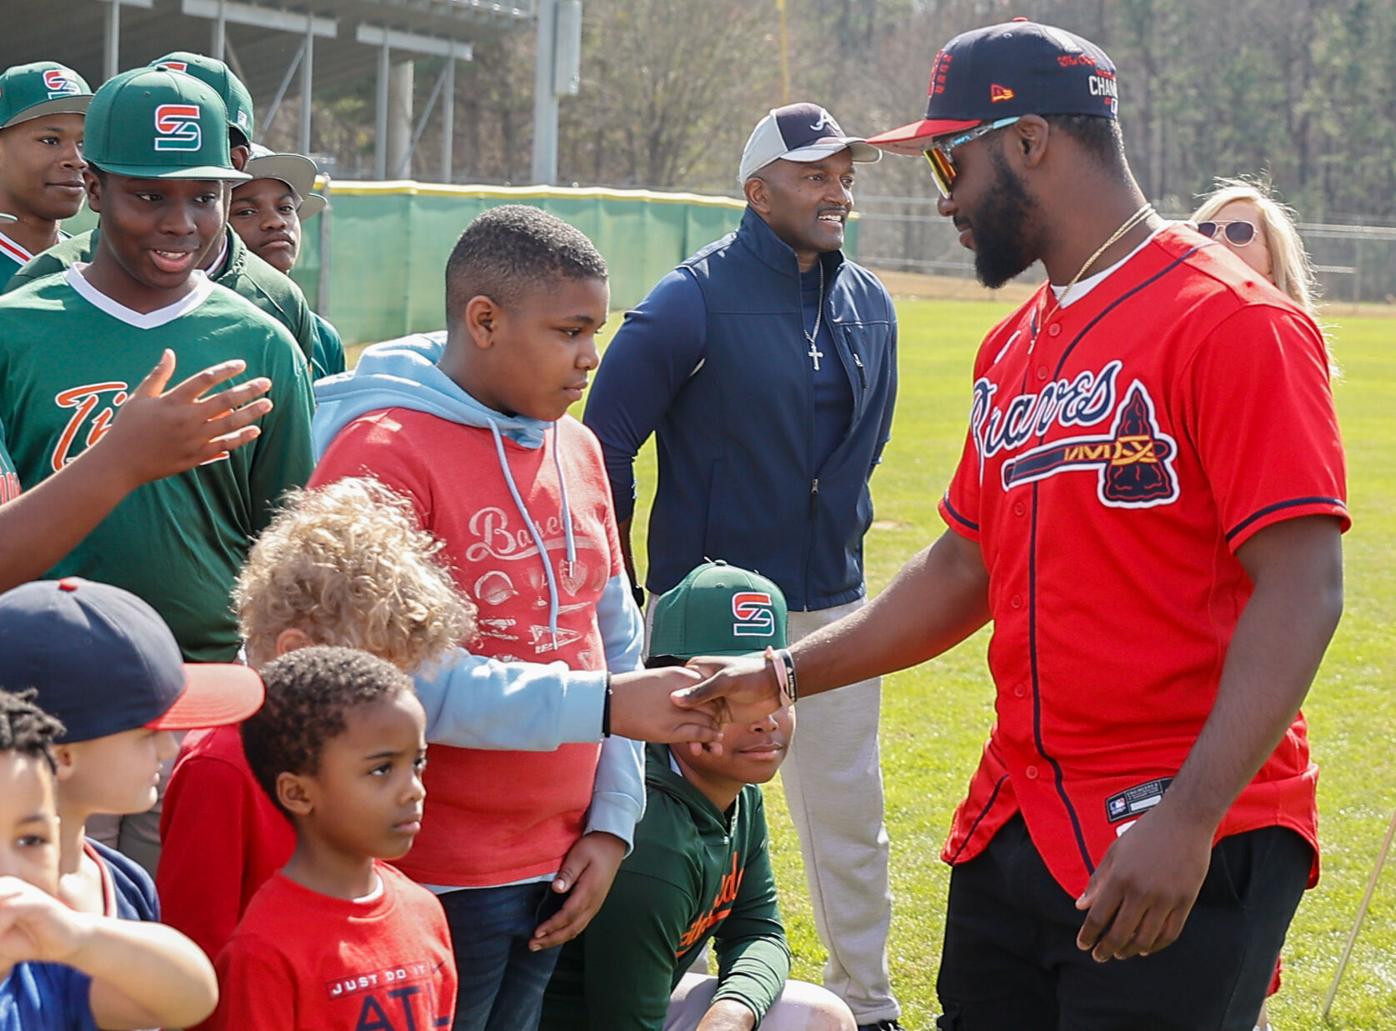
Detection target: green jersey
<box><xmin>311</xmin><ymin>311</ymin><xmax>346</xmax><ymax>379</ymax></box>
<box><xmin>0</xmin><ymin>267</ymin><xmax>314</xmax><ymax>661</ymax></box>
<box><xmin>541</xmin><ymin>745</ymin><xmax>791</xmax><ymax>1029</ymax></box>
<box><xmin>6</xmin><ymin>225</ymin><xmax>319</xmax><ymax>370</ymax></box>
<box><xmin>0</xmin><ymin>227</ymin><xmax>69</xmax><ymax>291</ymax></box>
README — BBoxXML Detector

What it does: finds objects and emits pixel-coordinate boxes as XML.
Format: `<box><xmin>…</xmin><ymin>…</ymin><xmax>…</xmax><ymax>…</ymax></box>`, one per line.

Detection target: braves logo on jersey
<box><xmin>972</xmin><ymin>360</ymin><xmax>1180</xmax><ymax>508</ymax></box>
<box><xmin>730</xmin><ymin>591</ymin><xmax>776</xmax><ymax>637</ymax></box>
<box><xmin>153</xmin><ymin>103</ymin><xmax>201</xmax><ymax>152</ymax></box>
<box><xmin>42</xmin><ymin>68</ymin><xmax>80</xmax><ymax>99</ymax></box>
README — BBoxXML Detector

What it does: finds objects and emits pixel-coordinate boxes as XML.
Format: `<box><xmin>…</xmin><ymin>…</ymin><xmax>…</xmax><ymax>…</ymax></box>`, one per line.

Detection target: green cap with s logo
<box><xmin>649</xmin><ymin>560</ymin><xmax>789</xmax><ymax>660</ymax></box>
<box><xmin>83</xmin><ymin>67</ymin><xmax>249</xmax><ymax>181</ymax></box>
<box><xmin>0</xmin><ymin>61</ymin><xmax>93</xmax><ymax>129</ymax></box>
<box><xmin>149</xmin><ymin>52</ymin><xmax>255</xmax><ymax>146</ymax></box>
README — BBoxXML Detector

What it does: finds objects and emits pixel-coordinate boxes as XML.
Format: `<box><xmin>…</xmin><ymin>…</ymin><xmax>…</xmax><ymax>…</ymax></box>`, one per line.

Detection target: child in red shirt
<box><xmin>211</xmin><ymin>646</ymin><xmax>455</xmax><ymax>1029</ymax></box>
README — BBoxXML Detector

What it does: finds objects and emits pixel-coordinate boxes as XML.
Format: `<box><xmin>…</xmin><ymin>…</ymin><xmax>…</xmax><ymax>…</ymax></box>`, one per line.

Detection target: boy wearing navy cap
<box><xmin>0</xmin><ymin>576</ymin><xmax>263</xmax><ymax>926</ymax></box>
<box><xmin>0</xmin><ymin>688</ymin><xmax>220</xmax><ymax>1030</ymax></box>
<box><xmin>0</xmin><ymin>61</ymin><xmax>91</xmax><ymax>288</ymax></box>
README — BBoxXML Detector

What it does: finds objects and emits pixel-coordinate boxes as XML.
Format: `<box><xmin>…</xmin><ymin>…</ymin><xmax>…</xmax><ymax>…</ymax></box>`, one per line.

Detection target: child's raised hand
<box><xmin>96</xmin><ymin>349</ymin><xmax>274</xmax><ymax>487</ymax></box>
<box><xmin>528</xmin><ymin>831</ymin><xmax>627</xmax><ymax>951</ymax></box>
<box><xmin>609</xmin><ymin>666</ymin><xmax>723</xmax><ymax>747</ymax></box>
<box><xmin>0</xmin><ymin>875</ymin><xmax>92</xmax><ymax>966</ymax></box>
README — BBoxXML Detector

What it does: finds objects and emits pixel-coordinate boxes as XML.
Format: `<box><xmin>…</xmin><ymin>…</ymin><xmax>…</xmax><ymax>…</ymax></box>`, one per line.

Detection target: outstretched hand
<box><xmin>609</xmin><ymin>666</ymin><xmax>723</xmax><ymax>746</ymax></box>
<box><xmin>97</xmin><ymin>350</ymin><xmax>273</xmax><ymax>487</ymax></box>
<box><xmin>672</xmin><ymin>655</ymin><xmax>782</xmax><ymax>728</ymax></box>
<box><xmin>0</xmin><ymin>875</ymin><xmax>91</xmax><ymax>967</ymax></box>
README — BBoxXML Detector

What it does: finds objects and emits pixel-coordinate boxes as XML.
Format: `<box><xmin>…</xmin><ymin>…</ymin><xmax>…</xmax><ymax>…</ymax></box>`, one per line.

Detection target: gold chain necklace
<box><xmin>1032</xmin><ymin>202</ymin><xmax>1154</xmax><ymax>353</ymax></box>
<box><xmin>1057</xmin><ymin>202</ymin><xmax>1155</xmax><ymax>303</ymax></box>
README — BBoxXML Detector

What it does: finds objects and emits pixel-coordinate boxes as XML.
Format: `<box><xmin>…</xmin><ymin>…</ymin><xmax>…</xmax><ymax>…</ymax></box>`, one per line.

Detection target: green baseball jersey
<box><xmin>311</xmin><ymin>311</ymin><xmax>346</xmax><ymax>379</ymax></box>
<box><xmin>0</xmin><ymin>267</ymin><xmax>314</xmax><ymax>661</ymax></box>
<box><xmin>6</xmin><ymin>225</ymin><xmax>319</xmax><ymax>370</ymax></box>
<box><xmin>541</xmin><ymin>744</ymin><xmax>791</xmax><ymax>1029</ymax></box>
<box><xmin>0</xmin><ymin>228</ymin><xmax>68</xmax><ymax>291</ymax></box>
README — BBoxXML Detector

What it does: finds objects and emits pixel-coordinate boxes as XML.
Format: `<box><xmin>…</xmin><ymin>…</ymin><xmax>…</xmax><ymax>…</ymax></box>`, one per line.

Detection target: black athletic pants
<box><xmin>935</xmin><ymin>815</ymin><xmax>1310</xmax><ymax>1031</ymax></box>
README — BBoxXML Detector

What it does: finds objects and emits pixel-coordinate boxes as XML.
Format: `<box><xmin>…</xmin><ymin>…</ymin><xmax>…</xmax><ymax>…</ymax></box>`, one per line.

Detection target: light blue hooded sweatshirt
<box><xmin>313</xmin><ymin>332</ymin><xmax>646</xmax><ymax>849</ymax></box>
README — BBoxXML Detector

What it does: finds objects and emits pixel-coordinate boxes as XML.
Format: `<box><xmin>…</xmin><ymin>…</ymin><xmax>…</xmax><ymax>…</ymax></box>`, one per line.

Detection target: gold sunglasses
<box><xmin>923</xmin><ymin>117</ymin><xmax>1022</xmax><ymax>198</ymax></box>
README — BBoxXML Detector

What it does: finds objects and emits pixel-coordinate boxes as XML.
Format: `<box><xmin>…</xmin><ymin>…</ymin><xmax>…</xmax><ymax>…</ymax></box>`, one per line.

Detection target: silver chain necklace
<box><xmin>803</xmin><ymin>262</ymin><xmax>825</xmax><ymax>370</ymax></box>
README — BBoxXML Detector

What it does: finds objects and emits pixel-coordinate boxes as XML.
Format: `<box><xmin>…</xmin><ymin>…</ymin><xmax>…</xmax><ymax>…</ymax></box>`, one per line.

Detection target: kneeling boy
<box><xmin>542</xmin><ymin>561</ymin><xmax>855</xmax><ymax>1031</ymax></box>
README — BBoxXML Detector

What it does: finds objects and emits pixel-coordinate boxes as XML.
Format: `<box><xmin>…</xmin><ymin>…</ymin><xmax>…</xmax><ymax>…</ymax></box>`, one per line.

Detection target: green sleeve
<box><xmin>312</xmin><ymin>314</ymin><xmax>347</xmax><ymax>378</ymax></box>
<box><xmin>711</xmin><ymin>796</ymin><xmax>791</xmax><ymax>1021</ymax></box>
<box><xmin>247</xmin><ymin>328</ymin><xmax>315</xmax><ymax>531</ymax></box>
<box><xmin>566</xmin><ymin>866</ymin><xmax>698</xmax><ymax>1031</ymax></box>
<box><xmin>4</xmin><ymin>243</ymin><xmax>79</xmax><ymax>293</ymax></box>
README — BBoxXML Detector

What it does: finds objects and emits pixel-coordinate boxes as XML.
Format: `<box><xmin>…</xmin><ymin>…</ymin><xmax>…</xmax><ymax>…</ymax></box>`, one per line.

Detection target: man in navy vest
<box><xmin>583</xmin><ymin>102</ymin><xmax>902</xmax><ymax>1031</ymax></box>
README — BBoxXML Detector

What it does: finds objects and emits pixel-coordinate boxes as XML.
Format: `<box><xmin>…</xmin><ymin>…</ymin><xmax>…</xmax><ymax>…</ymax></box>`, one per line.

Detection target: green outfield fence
<box><xmin>290</xmin><ymin>181</ymin><xmax>860</xmax><ymax>347</ymax></box>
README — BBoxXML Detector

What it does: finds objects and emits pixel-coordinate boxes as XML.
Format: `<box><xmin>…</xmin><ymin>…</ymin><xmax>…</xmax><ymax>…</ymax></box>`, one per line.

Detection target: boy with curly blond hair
<box><xmin>157</xmin><ymin>476</ymin><xmax>475</xmax><ymax>962</ymax></box>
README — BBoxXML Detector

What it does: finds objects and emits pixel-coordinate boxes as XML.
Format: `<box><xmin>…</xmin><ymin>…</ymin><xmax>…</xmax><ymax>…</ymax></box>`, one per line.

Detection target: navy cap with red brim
<box><xmin>865</xmin><ymin>116</ymin><xmax>984</xmax><ymax>155</ymax></box>
<box><xmin>146</xmin><ymin>663</ymin><xmax>265</xmax><ymax>731</ymax></box>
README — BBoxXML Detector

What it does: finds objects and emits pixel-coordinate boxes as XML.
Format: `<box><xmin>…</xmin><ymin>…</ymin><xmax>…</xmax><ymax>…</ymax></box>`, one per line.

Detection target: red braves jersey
<box><xmin>938</xmin><ymin>225</ymin><xmax>1348</xmax><ymax>896</ymax></box>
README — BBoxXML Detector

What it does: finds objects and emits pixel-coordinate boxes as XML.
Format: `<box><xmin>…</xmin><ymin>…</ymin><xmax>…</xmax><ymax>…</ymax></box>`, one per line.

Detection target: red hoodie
<box><xmin>311</xmin><ymin>408</ymin><xmax>622</xmax><ymax>886</ymax></box>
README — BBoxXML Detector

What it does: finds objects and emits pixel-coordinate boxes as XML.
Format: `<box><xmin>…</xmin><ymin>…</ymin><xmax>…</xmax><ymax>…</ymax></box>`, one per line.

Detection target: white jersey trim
<box><xmin>67</xmin><ymin>263</ymin><xmax>215</xmax><ymax>329</ymax></box>
<box><xmin>0</xmin><ymin>230</ymin><xmax>35</xmax><ymax>266</ymax></box>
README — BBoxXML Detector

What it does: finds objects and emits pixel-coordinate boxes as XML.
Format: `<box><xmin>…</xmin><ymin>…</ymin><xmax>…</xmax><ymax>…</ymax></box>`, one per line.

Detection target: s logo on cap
<box><xmin>153</xmin><ymin>104</ymin><xmax>201</xmax><ymax>152</ymax></box>
<box><xmin>731</xmin><ymin>592</ymin><xmax>775</xmax><ymax>637</ymax></box>
<box><xmin>43</xmin><ymin>68</ymin><xmax>79</xmax><ymax>99</ymax></box>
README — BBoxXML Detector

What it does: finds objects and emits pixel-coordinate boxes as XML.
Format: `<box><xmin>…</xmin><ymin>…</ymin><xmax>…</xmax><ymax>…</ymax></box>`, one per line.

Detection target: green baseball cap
<box><xmin>83</xmin><ymin>67</ymin><xmax>249</xmax><ymax>181</ymax></box>
<box><xmin>150</xmin><ymin>52</ymin><xmax>255</xmax><ymax>145</ymax></box>
<box><xmin>649</xmin><ymin>561</ymin><xmax>788</xmax><ymax>659</ymax></box>
<box><xmin>0</xmin><ymin>61</ymin><xmax>92</xmax><ymax>129</ymax></box>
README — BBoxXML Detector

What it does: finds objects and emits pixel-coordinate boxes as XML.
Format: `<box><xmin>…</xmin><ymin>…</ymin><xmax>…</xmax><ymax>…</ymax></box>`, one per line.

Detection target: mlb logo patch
<box><xmin>730</xmin><ymin>591</ymin><xmax>775</xmax><ymax>638</ymax></box>
<box><xmin>153</xmin><ymin>104</ymin><xmax>202</xmax><ymax>152</ymax></box>
<box><xmin>160</xmin><ymin>61</ymin><xmax>189</xmax><ymax>73</ymax></box>
<box><xmin>43</xmin><ymin>68</ymin><xmax>80</xmax><ymax>99</ymax></box>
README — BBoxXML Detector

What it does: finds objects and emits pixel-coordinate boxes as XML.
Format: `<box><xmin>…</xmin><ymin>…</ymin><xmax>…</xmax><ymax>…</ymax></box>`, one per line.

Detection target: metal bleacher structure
<box><xmin>1</xmin><ymin>0</ymin><xmax>582</xmax><ymax>186</ymax></box>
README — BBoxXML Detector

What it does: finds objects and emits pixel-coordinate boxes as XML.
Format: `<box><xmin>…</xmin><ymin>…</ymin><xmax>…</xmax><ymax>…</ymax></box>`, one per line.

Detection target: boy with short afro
<box><xmin>0</xmin><ymin>689</ymin><xmax>219</xmax><ymax>1030</ymax></box>
<box><xmin>311</xmin><ymin>205</ymin><xmax>646</xmax><ymax>1028</ymax></box>
<box><xmin>212</xmin><ymin>646</ymin><xmax>455</xmax><ymax>1029</ymax></box>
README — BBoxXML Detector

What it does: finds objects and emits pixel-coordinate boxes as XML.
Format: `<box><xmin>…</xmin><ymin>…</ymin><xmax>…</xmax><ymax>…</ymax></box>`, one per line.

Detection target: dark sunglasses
<box><xmin>1194</xmin><ymin>220</ymin><xmax>1257</xmax><ymax>247</ymax></box>
<box><xmin>923</xmin><ymin>116</ymin><xmax>1021</xmax><ymax>198</ymax></box>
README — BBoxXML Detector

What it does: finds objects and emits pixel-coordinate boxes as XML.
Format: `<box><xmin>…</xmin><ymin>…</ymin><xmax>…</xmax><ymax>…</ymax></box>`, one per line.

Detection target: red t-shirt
<box><xmin>211</xmin><ymin>862</ymin><xmax>456</xmax><ymax>1030</ymax></box>
<box><xmin>938</xmin><ymin>226</ymin><xmax>1348</xmax><ymax>896</ymax></box>
<box><xmin>311</xmin><ymin>410</ymin><xmax>621</xmax><ymax>887</ymax></box>
<box><xmin>157</xmin><ymin>725</ymin><xmax>296</xmax><ymax>961</ymax></box>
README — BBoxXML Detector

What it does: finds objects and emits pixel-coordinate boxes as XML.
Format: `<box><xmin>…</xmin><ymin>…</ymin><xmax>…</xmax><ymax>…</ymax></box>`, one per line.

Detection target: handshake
<box><xmin>613</xmin><ymin>655</ymin><xmax>784</xmax><ymax>751</ymax></box>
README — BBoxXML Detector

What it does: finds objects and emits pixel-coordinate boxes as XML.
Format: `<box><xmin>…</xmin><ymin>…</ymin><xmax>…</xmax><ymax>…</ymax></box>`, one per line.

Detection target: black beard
<box><xmin>971</xmin><ymin>149</ymin><xmax>1039</xmax><ymax>289</ymax></box>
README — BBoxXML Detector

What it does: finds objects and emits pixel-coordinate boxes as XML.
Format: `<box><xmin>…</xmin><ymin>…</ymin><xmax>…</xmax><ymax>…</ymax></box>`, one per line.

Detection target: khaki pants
<box><xmin>666</xmin><ymin>972</ymin><xmax>855</xmax><ymax>1030</ymax></box>
<box><xmin>782</xmin><ymin>598</ymin><xmax>899</xmax><ymax>1024</ymax></box>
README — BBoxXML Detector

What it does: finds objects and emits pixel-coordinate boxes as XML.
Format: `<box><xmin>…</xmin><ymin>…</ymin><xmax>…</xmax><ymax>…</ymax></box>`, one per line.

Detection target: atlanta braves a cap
<box><xmin>84</xmin><ymin>67</ymin><xmax>249</xmax><ymax>181</ymax></box>
<box><xmin>0</xmin><ymin>578</ymin><xmax>264</xmax><ymax>744</ymax></box>
<box><xmin>150</xmin><ymin>52</ymin><xmax>255</xmax><ymax>145</ymax></box>
<box><xmin>739</xmin><ymin>102</ymin><xmax>881</xmax><ymax>184</ymax></box>
<box><xmin>0</xmin><ymin>62</ymin><xmax>92</xmax><ymax>129</ymax></box>
<box><xmin>243</xmin><ymin>143</ymin><xmax>326</xmax><ymax>219</ymax></box>
<box><xmin>866</xmin><ymin>20</ymin><xmax>1119</xmax><ymax>155</ymax></box>
<box><xmin>649</xmin><ymin>561</ymin><xmax>789</xmax><ymax>659</ymax></box>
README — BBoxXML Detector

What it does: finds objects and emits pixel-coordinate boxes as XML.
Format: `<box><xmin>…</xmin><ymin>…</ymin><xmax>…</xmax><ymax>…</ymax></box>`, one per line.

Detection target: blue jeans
<box><xmin>441</xmin><ymin>882</ymin><xmax>563</xmax><ymax>1031</ymax></box>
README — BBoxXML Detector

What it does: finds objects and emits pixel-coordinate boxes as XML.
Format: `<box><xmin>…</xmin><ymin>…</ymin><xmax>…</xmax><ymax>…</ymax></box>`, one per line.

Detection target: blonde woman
<box><xmin>1192</xmin><ymin>177</ymin><xmax>1321</xmax><ymax>317</ymax></box>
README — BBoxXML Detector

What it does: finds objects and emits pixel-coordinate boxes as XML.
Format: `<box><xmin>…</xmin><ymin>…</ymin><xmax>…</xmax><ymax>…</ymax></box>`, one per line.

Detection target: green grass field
<box><xmin>616</xmin><ymin>299</ymin><xmax>1396</xmax><ymax>1028</ymax></box>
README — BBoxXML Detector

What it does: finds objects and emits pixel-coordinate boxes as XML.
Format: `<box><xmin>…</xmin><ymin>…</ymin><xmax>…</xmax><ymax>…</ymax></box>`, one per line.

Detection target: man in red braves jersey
<box><xmin>675</xmin><ymin>19</ymin><xmax>1347</xmax><ymax>1031</ymax></box>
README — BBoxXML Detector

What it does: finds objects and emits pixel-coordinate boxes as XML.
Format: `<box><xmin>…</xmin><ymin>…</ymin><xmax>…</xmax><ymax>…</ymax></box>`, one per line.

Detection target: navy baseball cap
<box><xmin>866</xmin><ymin>20</ymin><xmax>1119</xmax><ymax>155</ymax></box>
<box><xmin>739</xmin><ymin>102</ymin><xmax>880</xmax><ymax>183</ymax></box>
<box><xmin>0</xmin><ymin>578</ymin><xmax>264</xmax><ymax>743</ymax></box>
